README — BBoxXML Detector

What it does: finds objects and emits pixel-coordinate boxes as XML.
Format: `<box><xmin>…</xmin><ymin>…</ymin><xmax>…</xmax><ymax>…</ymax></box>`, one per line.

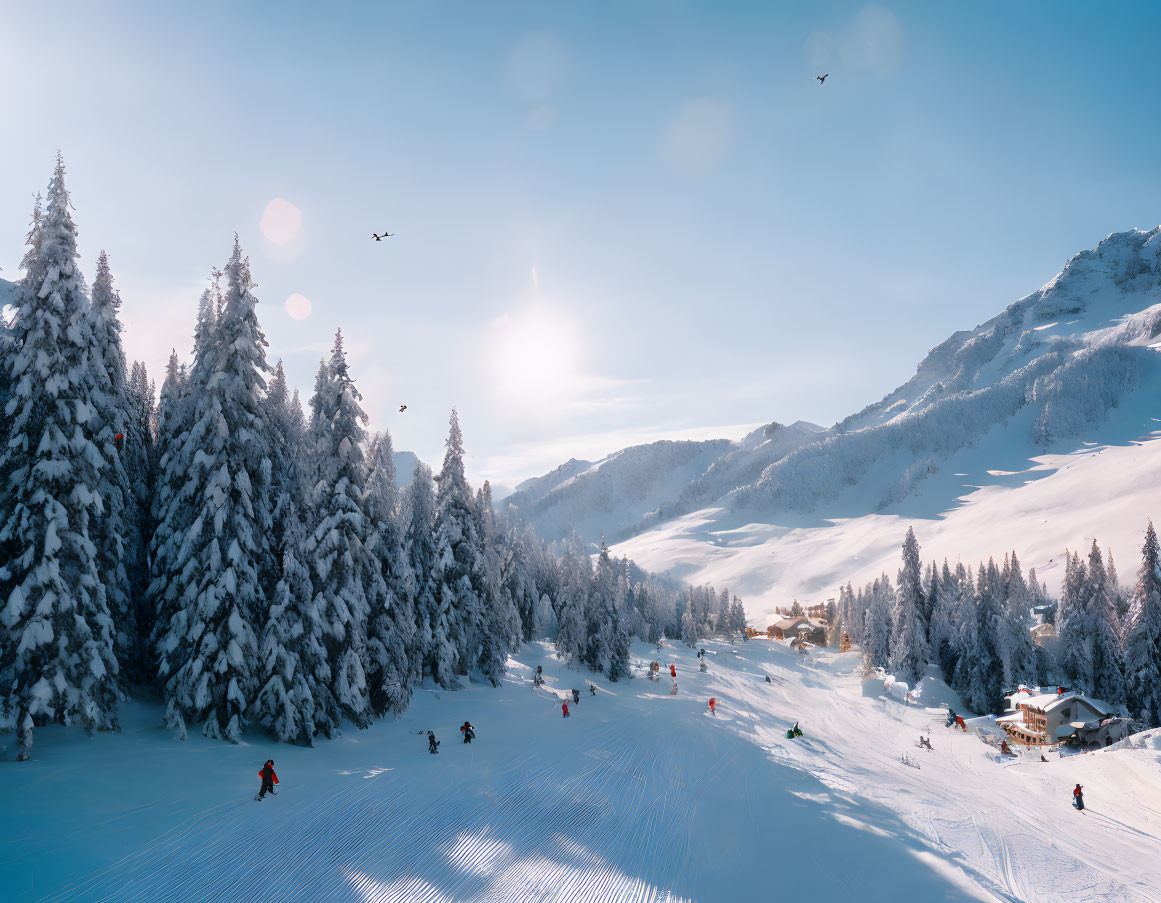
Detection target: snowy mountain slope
<box><xmin>6</xmin><ymin>639</ymin><xmax>1159</xmax><ymax>902</ymax></box>
<box><xmin>0</xmin><ymin>276</ymin><xmax>15</xmax><ymax>309</ymax></box>
<box><xmin>732</xmin><ymin>228</ymin><xmax>1161</xmax><ymax>518</ymax></box>
<box><xmin>503</xmin><ymin>439</ymin><xmax>736</xmax><ymax>546</ymax></box>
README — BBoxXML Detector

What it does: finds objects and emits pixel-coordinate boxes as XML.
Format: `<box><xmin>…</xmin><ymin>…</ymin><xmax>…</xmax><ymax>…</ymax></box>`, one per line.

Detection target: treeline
<box><xmin>0</xmin><ymin>157</ymin><xmax>743</xmax><ymax>759</ymax></box>
<box><xmin>835</xmin><ymin>522</ymin><xmax>1161</xmax><ymax>728</ymax></box>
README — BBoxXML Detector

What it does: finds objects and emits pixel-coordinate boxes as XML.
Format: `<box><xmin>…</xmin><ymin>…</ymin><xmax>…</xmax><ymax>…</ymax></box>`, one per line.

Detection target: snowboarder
<box><xmin>534</xmin><ymin>665</ymin><xmax>544</xmax><ymax>688</ymax></box>
<box><xmin>1000</xmin><ymin>740</ymin><xmax>1013</xmax><ymax>755</ymax></box>
<box><xmin>1040</xmin><ymin>753</ymin><xmax>1049</xmax><ymax>763</ymax></box>
<box><xmin>572</xmin><ymin>688</ymin><xmax>581</xmax><ymax>704</ymax></box>
<box><xmin>255</xmin><ymin>759</ymin><xmax>278</xmax><ymax>800</ymax></box>
<box><xmin>428</xmin><ymin>731</ymin><xmax>440</xmax><ymax>754</ymax></box>
<box><xmin>945</xmin><ymin>709</ymin><xmax>957</xmax><ymax>728</ymax></box>
<box><xmin>1073</xmin><ymin>784</ymin><xmax>1084</xmax><ymax>810</ymax></box>
<box><xmin>708</xmin><ymin>698</ymin><xmax>716</xmax><ymax>716</ymax></box>
<box><xmin>786</xmin><ymin>722</ymin><xmax>803</xmax><ymax>739</ymax></box>
<box><xmin>562</xmin><ymin>701</ymin><xmax>570</xmax><ymax>718</ymax></box>
<box><xmin>589</xmin><ymin>683</ymin><xmax>596</xmax><ymax>696</ymax></box>
<box><xmin>461</xmin><ymin>721</ymin><xmax>475</xmax><ymax>744</ymax></box>
<box><xmin>955</xmin><ymin>715</ymin><xmax>967</xmax><ymax>732</ymax></box>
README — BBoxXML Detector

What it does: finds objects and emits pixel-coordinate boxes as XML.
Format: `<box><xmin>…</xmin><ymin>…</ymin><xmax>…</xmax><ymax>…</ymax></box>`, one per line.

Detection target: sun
<box><xmin>491</xmin><ymin>304</ymin><xmax>579</xmax><ymax>410</ymax></box>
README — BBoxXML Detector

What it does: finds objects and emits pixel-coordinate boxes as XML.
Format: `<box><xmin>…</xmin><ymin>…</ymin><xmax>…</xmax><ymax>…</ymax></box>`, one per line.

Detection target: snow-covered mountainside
<box><xmin>0</xmin><ymin>276</ymin><xmax>15</xmax><ymax>309</ymax></box>
<box><xmin>516</xmin><ymin>228</ymin><xmax>1161</xmax><ymax>619</ymax></box>
<box><xmin>6</xmin><ymin>638</ymin><xmax>1159</xmax><ymax>902</ymax></box>
<box><xmin>503</xmin><ymin>424</ymin><xmax>823</xmax><ymax>545</ymax></box>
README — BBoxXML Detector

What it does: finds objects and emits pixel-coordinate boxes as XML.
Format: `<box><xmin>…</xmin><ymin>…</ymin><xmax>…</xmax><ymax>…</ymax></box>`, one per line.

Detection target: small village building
<box><xmin>997</xmin><ymin>690</ymin><xmax>1119</xmax><ymax>747</ymax></box>
<box><xmin>767</xmin><ymin>617</ymin><xmax>827</xmax><ymax>644</ymax></box>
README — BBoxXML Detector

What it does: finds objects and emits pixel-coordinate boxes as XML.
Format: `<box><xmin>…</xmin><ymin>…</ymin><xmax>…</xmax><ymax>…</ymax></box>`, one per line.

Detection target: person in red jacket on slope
<box><xmin>256</xmin><ymin>759</ymin><xmax>279</xmax><ymax>801</ymax></box>
<box><xmin>562</xmin><ymin>701</ymin><xmax>570</xmax><ymax>718</ymax></box>
<box><xmin>670</xmin><ymin>664</ymin><xmax>676</xmax><ymax>678</ymax></box>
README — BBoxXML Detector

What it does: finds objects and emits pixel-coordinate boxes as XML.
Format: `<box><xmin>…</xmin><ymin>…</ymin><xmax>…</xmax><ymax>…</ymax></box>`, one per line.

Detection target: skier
<box><xmin>670</xmin><ymin>664</ymin><xmax>676</xmax><ymax>679</ymax></box>
<box><xmin>461</xmin><ymin>721</ymin><xmax>475</xmax><ymax>744</ymax></box>
<box><xmin>255</xmin><ymin>759</ymin><xmax>278</xmax><ymax>800</ymax></box>
<box><xmin>765</xmin><ymin>674</ymin><xmax>772</xmax><ymax>684</ymax></box>
<box><xmin>562</xmin><ymin>701</ymin><xmax>570</xmax><ymax>719</ymax></box>
<box><xmin>428</xmin><ymin>731</ymin><xmax>440</xmax><ymax>754</ymax></box>
<box><xmin>1073</xmin><ymin>784</ymin><xmax>1084</xmax><ymax>811</ymax></box>
<box><xmin>589</xmin><ymin>683</ymin><xmax>596</xmax><ymax>696</ymax></box>
<box><xmin>955</xmin><ymin>715</ymin><xmax>967</xmax><ymax>732</ymax></box>
<box><xmin>708</xmin><ymin>698</ymin><xmax>716</xmax><ymax>716</ymax></box>
<box><xmin>785</xmin><ymin>721</ymin><xmax>803</xmax><ymax>739</ymax></box>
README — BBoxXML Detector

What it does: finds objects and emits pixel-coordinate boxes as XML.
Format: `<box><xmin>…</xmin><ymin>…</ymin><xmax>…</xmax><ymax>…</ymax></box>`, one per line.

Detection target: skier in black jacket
<box><xmin>428</xmin><ymin>731</ymin><xmax>440</xmax><ymax>754</ymax></box>
<box><xmin>461</xmin><ymin>721</ymin><xmax>475</xmax><ymax>743</ymax></box>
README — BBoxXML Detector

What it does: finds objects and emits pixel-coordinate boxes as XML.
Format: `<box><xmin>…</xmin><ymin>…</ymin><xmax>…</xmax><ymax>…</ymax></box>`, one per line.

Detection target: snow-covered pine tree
<box><xmin>929</xmin><ymin>561</ymin><xmax>962</xmax><ymax>679</ymax></box>
<box><xmin>1107</xmin><ymin>550</ymin><xmax>1130</xmax><ymax>632</ymax></box>
<box><xmin>970</xmin><ymin>559</ymin><xmax>1008</xmax><ymax>713</ymax></box>
<box><xmin>554</xmin><ymin>534</ymin><xmax>590</xmax><ymax>665</ymax></box>
<box><xmin>429</xmin><ymin>409</ymin><xmax>486</xmax><ymax>686</ymax></box>
<box><xmin>1125</xmin><ymin>521</ymin><xmax>1161</xmax><ymax>727</ymax></box>
<box><xmin>1086</xmin><ymin>541</ymin><xmax>1127</xmax><ymax>706</ymax></box>
<box><xmin>1055</xmin><ymin>551</ymin><xmax>1092</xmax><ymax>691</ymax></box>
<box><xmin>582</xmin><ymin>538</ymin><xmax>628</xmax><ymax>675</ymax></box>
<box><xmin>306</xmin><ymin>331</ymin><xmax>376</xmax><ymax>726</ymax></box>
<box><xmin>405</xmin><ymin>462</ymin><xmax>440</xmax><ymax>678</ymax></box>
<box><xmin>889</xmin><ymin>527</ymin><xmax>930</xmax><ymax>684</ymax></box>
<box><xmin>88</xmin><ymin>250</ymin><xmax>142</xmax><ymax>680</ymax></box>
<box><xmin>680</xmin><ymin>596</ymin><xmax>698</xmax><ymax>647</ymax></box>
<box><xmin>862</xmin><ymin>576</ymin><xmax>893</xmax><ymax>669</ymax></box>
<box><xmin>152</xmin><ymin>239</ymin><xmax>272</xmax><ymax>742</ymax></box>
<box><xmin>364</xmin><ymin>430</ymin><xmax>415</xmax><ymax>712</ymax></box>
<box><xmin>474</xmin><ymin>481</ymin><xmax>520</xmax><ymax>686</ymax></box>
<box><xmin>1003</xmin><ymin>552</ymin><xmax>1039</xmax><ymax>689</ymax></box>
<box><xmin>250</xmin><ymin>362</ymin><xmax>334</xmax><ymax>742</ymax></box>
<box><xmin>0</xmin><ymin>160</ymin><xmax>119</xmax><ymax>759</ymax></box>
<box><xmin>125</xmin><ymin>360</ymin><xmax>155</xmax><ymax>637</ymax></box>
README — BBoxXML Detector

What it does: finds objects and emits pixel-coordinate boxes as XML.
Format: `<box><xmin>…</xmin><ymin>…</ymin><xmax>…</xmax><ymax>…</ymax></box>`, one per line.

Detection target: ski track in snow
<box><xmin>5</xmin><ymin>640</ymin><xmax>1161</xmax><ymax>902</ymax></box>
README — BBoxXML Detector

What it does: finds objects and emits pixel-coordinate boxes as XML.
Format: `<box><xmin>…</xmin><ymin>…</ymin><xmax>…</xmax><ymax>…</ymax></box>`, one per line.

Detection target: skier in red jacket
<box><xmin>708</xmin><ymin>698</ymin><xmax>716</xmax><ymax>715</ymax></box>
<box><xmin>562</xmin><ymin>701</ymin><xmax>570</xmax><ymax>718</ymax></box>
<box><xmin>256</xmin><ymin>760</ymin><xmax>278</xmax><ymax>800</ymax></box>
<box><xmin>669</xmin><ymin>664</ymin><xmax>676</xmax><ymax>678</ymax></box>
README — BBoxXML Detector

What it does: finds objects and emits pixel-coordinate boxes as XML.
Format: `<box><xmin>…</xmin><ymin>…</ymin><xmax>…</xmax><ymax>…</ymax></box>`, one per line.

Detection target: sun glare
<box><xmin>491</xmin><ymin>305</ymin><xmax>579</xmax><ymax>410</ymax></box>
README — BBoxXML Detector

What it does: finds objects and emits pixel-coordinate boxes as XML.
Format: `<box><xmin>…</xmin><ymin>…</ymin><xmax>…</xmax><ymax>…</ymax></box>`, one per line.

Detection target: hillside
<box><xmin>5</xmin><ymin>638</ymin><xmax>1158</xmax><ymax>902</ymax></box>
<box><xmin>509</xmin><ymin>228</ymin><xmax>1161</xmax><ymax>619</ymax></box>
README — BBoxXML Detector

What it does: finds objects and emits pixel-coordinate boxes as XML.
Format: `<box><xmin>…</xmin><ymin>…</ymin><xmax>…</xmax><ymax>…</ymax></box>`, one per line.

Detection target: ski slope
<box><xmin>3</xmin><ymin>639</ymin><xmax>1160</xmax><ymax>902</ymax></box>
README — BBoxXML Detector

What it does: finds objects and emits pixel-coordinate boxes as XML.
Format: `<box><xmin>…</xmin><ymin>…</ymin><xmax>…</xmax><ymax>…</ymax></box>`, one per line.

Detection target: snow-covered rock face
<box><xmin>512</xmin><ymin>227</ymin><xmax>1161</xmax><ymax>618</ymax></box>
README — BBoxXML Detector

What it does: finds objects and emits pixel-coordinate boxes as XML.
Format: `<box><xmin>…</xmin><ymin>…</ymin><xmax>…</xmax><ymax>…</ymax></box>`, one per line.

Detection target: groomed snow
<box><xmin>5</xmin><ymin>639</ymin><xmax>1159</xmax><ymax>902</ymax></box>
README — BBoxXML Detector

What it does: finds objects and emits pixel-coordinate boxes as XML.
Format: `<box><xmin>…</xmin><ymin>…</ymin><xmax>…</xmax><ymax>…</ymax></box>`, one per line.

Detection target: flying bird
<box><xmin>816</xmin><ymin>74</ymin><xmax>828</xmax><ymax>84</ymax></box>
<box><xmin>399</xmin><ymin>404</ymin><xmax>407</xmax><ymax>413</ymax></box>
<box><xmin>372</xmin><ymin>232</ymin><xmax>395</xmax><ymax>241</ymax></box>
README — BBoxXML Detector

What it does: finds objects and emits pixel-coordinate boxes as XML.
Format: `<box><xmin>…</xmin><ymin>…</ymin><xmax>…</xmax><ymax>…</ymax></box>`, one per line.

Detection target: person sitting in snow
<box><xmin>461</xmin><ymin>721</ymin><xmax>475</xmax><ymax>744</ymax></box>
<box><xmin>256</xmin><ymin>759</ymin><xmax>278</xmax><ymax>800</ymax></box>
<box><xmin>428</xmin><ymin>731</ymin><xmax>440</xmax><ymax>754</ymax></box>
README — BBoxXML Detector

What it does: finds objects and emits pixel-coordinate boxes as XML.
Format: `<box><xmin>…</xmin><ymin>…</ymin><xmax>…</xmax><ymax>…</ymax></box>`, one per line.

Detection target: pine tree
<box><xmin>405</xmin><ymin>463</ymin><xmax>439</xmax><ymax>678</ymax></box>
<box><xmin>1002</xmin><ymin>551</ymin><xmax>1038</xmax><ymax>689</ymax></box>
<box><xmin>680</xmin><ymin>596</ymin><xmax>698</xmax><ymax>647</ymax></box>
<box><xmin>1125</xmin><ymin>521</ymin><xmax>1161</xmax><ymax>726</ymax></box>
<box><xmin>0</xmin><ymin>159</ymin><xmax>119</xmax><ymax>758</ymax></box>
<box><xmin>306</xmin><ymin>332</ymin><xmax>376</xmax><ymax>725</ymax></box>
<box><xmin>929</xmin><ymin>561</ymin><xmax>961</xmax><ymax>679</ymax></box>
<box><xmin>475</xmin><ymin>481</ymin><xmax>520</xmax><ymax>685</ymax></box>
<box><xmin>365</xmin><ymin>430</ymin><xmax>415</xmax><ymax>712</ymax></box>
<box><xmin>1056</xmin><ymin>551</ymin><xmax>1092</xmax><ymax>691</ymax></box>
<box><xmin>555</xmin><ymin>535</ymin><xmax>590</xmax><ymax>665</ymax></box>
<box><xmin>863</xmin><ymin>576</ymin><xmax>894</xmax><ymax>669</ymax></box>
<box><xmin>1087</xmin><ymin>541</ymin><xmax>1127</xmax><ymax>706</ymax></box>
<box><xmin>88</xmin><ymin>250</ymin><xmax>141</xmax><ymax>680</ymax></box>
<box><xmin>152</xmin><ymin>239</ymin><xmax>271</xmax><ymax>742</ymax></box>
<box><xmin>890</xmin><ymin>527</ymin><xmax>929</xmax><ymax>684</ymax></box>
<box><xmin>429</xmin><ymin>410</ymin><xmax>486</xmax><ymax>686</ymax></box>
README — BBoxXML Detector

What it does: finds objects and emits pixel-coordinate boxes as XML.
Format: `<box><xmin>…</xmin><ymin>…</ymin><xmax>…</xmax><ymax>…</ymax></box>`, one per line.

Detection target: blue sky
<box><xmin>2</xmin><ymin>1</ymin><xmax>1159</xmax><ymax>490</ymax></box>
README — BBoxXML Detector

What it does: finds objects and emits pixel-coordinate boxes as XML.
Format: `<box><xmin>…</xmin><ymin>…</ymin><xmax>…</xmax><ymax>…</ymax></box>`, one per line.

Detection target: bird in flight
<box><xmin>816</xmin><ymin>74</ymin><xmax>828</xmax><ymax>84</ymax></box>
<box><xmin>372</xmin><ymin>232</ymin><xmax>395</xmax><ymax>241</ymax></box>
<box><xmin>399</xmin><ymin>404</ymin><xmax>407</xmax><ymax>413</ymax></box>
